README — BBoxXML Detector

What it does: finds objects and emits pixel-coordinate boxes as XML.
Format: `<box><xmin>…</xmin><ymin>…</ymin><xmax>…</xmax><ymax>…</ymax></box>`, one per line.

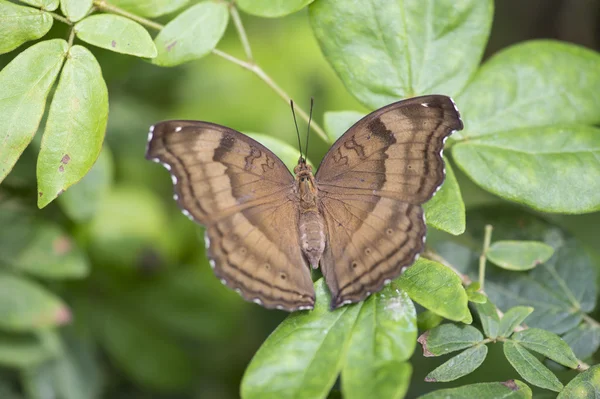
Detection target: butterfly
<box><xmin>146</xmin><ymin>95</ymin><xmax>463</xmax><ymax>311</ymax></box>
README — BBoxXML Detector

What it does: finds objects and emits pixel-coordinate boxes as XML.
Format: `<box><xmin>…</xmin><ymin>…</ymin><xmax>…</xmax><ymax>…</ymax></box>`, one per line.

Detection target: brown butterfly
<box><xmin>146</xmin><ymin>95</ymin><xmax>463</xmax><ymax>311</ymax></box>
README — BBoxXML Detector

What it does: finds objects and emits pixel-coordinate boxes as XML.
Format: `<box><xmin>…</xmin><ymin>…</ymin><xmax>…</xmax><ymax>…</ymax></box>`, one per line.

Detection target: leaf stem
<box><xmin>67</xmin><ymin>28</ymin><xmax>76</xmax><ymax>48</ymax></box>
<box><xmin>229</xmin><ymin>4</ymin><xmax>253</xmax><ymax>62</ymax></box>
<box><xmin>479</xmin><ymin>224</ymin><xmax>493</xmax><ymax>290</ymax></box>
<box><xmin>93</xmin><ymin>0</ymin><xmax>164</xmax><ymax>31</ymax></box>
<box><xmin>47</xmin><ymin>11</ymin><xmax>72</xmax><ymax>25</ymax></box>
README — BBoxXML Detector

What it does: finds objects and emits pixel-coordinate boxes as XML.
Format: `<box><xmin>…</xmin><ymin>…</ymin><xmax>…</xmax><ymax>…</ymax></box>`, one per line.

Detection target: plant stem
<box><xmin>479</xmin><ymin>224</ymin><xmax>493</xmax><ymax>290</ymax></box>
<box><xmin>229</xmin><ymin>4</ymin><xmax>253</xmax><ymax>62</ymax></box>
<box><xmin>48</xmin><ymin>11</ymin><xmax>72</xmax><ymax>25</ymax></box>
<box><xmin>67</xmin><ymin>28</ymin><xmax>76</xmax><ymax>48</ymax></box>
<box><xmin>93</xmin><ymin>0</ymin><xmax>164</xmax><ymax>31</ymax></box>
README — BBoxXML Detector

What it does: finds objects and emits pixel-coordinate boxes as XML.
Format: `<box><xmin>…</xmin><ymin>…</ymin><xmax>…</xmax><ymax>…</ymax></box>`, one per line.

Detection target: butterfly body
<box><xmin>146</xmin><ymin>95</ymin><xmax>463</xmax><ymax>311</ymax></box>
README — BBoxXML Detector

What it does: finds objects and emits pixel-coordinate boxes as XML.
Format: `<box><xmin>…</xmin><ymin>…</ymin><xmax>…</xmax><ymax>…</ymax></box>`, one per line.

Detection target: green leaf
<box><xmin>497</xmin><ymin>307</ymin><xmax>534</xmax><ymax>338</ymax></box>
<box><xmin>323</xmin><ymin>110</ymin><xmax>364</xmax><ymax>142</ymax></box>
<box><xmin>0</xmin><ymin>1</ymin><xmax>53</xmax><ymax>54</ymax></box>
<box><xmin>418</xmin><ymin>324</ymin><xmax>484</xmax><ymax>357</ymax></box>
<box><xmin>153</xmin><ymin>2</ymin><xmax>229</xmax><ymax>67</ymax></box>
<box><xmin>241</xmin><ymin>279</ymin><xmax>362</xmax><ymax>399</ymax></box>
<box><xmin>18</xmin><ymin>0</ymin><xmax>58</xmax><ymax>12</ymax></box>
<box><xmin>37</xmin><ymin>45</ymin><xmax>108</xmax><ymax>208</ymax></box>
<box><xmin>453</xmin><ymin>125</ymin><xmax>600</xmax><ymax>213</ymax></box>
<box><xmin>557</xmin><ymin>365</ymin><xmax>600</xmax><ymax>399</ymax></box>
<box><xmin>562</xmin><ymin>323</ymin><xmax>600</xmax><ymax>360</ymax></box>
<box><xmin>423</xmin><ymin>159</ymin><xmax>465</xmax><ymax>235</ymax></box>
<box><xmin>109</xmin><ymin>0</ymin><xmax>189</xmax><ymax>17</ymax></box>
<box><xmin>487</xmin><ymin>241</ymin><xmax>554</xmax><ymax>271</ymax></box>
<box><xmin>0</xmin><ymin>273</ymin><xmax>70</xmax><ymax>331</ymax></box>
<box><xmin>475</xmin><ymin>300</ymin><xmax>500</xmax><ymax>339</ymax></box>
<box><xmin>418</xmin><ymin>380</ymin><xmax>532</xmax><ymax>399</ymax></box>
<box><xmin>417</xmin><ymin>310</ymin><xmax>444</xmax><ymax>331</ymax></box>
<box><xmin>309</xmin><ymin>0</ymin><xmax>493</xmax><ymax>108</ymax></box>
<box><xmin>246</xmin><ymin>132</ymin><xmax>308</xmax><ymax>172</ymax></box>
<box><xmin>75</xmin><ymin>14</ymin><xmax>157</xmax><ymax>58</ymax></box>
<box><xmin>57</xmin><ymin>147</ymin><xmax>113</xmax><ymax>222</ymax></box>
<box><xmin>455</xmin><ymin>41</ymin><xmax>600</xmax><ymax>141</ymax></box>
<box><xmin>467</xmin><ymin>291</ymin><xmax>487</xmax><ymax>304</ymax></box>
<box><xmin>0</xmin><ymin>331</ymin><xmax>60</xmax><ymax>368</ymax></box>
<box><xmin>0</xmin><ymin>39</ymin><xmax>66</xmax><ymax>184</ymax></box>
<box><xmin>425</xmin><ymin>344</ymin><xmax>488</xmax><ymax>382</ymax></box>
<box><xmin>342</xmin><ymin>285</ymin><xmax>416</xmax><ymax>399</ymax></box>
<box><xmin>512</xmin><ymin>328</ymin><xmax>578</xmax><ymax>369</ymax></box>
<box><xmin>503</xmin><ymin>341</ymin><xmax>563</xmax><ymax>392</ymax></box>
<box><xmin>60</xmin><ymin>0</ymin><xmax>91</xmax><ymax>22</ymax></box>
<box><xmin>397</xmin><ymin>258</ymin><xmax>471</xmax><ymax>323</ymax></box>
<box><xmin>238</xmin><ymin>0</ymin><xmax>314</xmax><ymax>17</ymax></box>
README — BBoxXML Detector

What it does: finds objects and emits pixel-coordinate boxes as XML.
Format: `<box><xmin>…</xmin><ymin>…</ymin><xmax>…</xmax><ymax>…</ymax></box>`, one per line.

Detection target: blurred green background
<box><xmin>1</xmin><ymin>0</ymin><xmax>600</xmax><ymax>397</ymax></box>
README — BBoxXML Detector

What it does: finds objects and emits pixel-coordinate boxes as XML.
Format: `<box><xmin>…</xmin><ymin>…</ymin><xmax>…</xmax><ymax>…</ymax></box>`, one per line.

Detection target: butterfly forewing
<box><xmin>315</xmin><ymin>95</ymin><xmax>463</xmax><ymax>308</ymax></box>
<box><xmin>146</xmin><ymin>121</ymin><xmax>315</xmax><ymax>311</ymax></box>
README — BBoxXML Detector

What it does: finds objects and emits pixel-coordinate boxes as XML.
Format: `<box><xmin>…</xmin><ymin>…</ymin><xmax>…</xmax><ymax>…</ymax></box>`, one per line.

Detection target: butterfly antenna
<box><xmin>290</xmin><ymin>99</ymin><xmax>304</xmax><ymax>162</ymax></box>
<box><xmin>304</xmin><ymin>97</ymin><xmax>314</xmax><ymax>163</ymax></box>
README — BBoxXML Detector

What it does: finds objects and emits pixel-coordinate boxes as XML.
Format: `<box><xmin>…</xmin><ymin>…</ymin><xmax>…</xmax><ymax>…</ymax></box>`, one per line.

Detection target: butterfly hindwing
<box><xmin>315</xmin><ymin>95</ymin><xmax>463</xmax><ymax>308</ymax></box>
<box><xmin>146</xmin><ymin>121</ymin><xmax>315</xmax><ymax>311</ymax></box>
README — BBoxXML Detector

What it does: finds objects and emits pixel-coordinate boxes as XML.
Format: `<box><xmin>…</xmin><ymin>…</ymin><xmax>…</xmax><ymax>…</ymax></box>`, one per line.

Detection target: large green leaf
<box><xmin>241</xmin><ymin>279</ymin><xmax>362</xmax><ymax>399</ymax></box>
<box><xmin>341</xmin><ymin>285</ymin><xmax>416</xmax><ymax>399</ymax></box>
<box><xmin>455</xmin><ymin>41</ymin><xmax>600</xmax><ymax>140</ymax></box>
<box><xmin>418</xmin><ymin>380</ymin><xmax>532</xmax><ymax>399</ymax></box>
<box><xmin>562</xmin><ymin>323</ymin><xmax>600</xmax><ymax>360</ymax></box>
<box><xmin>424</xmin><ymin>344</ymin><xmax>488</xmax><ymax>382</ymax></box>
<box><xmin>503</xmin><ymin>341</ymin><xmax>563</xmax><ymax>392</ymax></box>
<box><xmin>18</xmin><ymin>0</ymin><xmax>57</xmax><ymax>11</ymax></box>
<box><xmin>397</xmin><ymin>258</ymin><xmax>471</xmax><ymax>323</ymax></box>
<box><xmin>323</xmin><ymin>110</ymin><xmax>364</xmax><ymax>142</ymax></box>
<box><xmin>511</xmin><ymin>328</ymin><xmax>578</xmax><ymax>369</ymax></box>
<box><xmin>109</xmin><ymin>0</ymin><xmax>189</xmax><ymax>17</ymax></box>
<box><xmin>423</xmin><ymin>159</ymin><xmax>465</xmax><ymax>235</ymax></box>
<box><xmin>309</xmin><ymin>0</ymin><xmax>493</xmax><ymax>108</ymax></box>
<box><xmin>497</xmin><ymin>306</ymin><xmax>534</xmax><ymax>338</ymax></box>
<box><xmin>153</xmin><ymin>1</ymin><xmax>229</xmax><ymax>67</ymax></box>
<box><xmin>37</xmin><ymin>45</ymin><xmax>108</xmax><ymax>208</ymax></box>
<box><xmin>452</xmin><ymin>125</ymin><xmax>600</xmax><ymax>213</ymax></box>
<box><xmin>0</xmin><ymin>39</ymin><xmax>66</xmax><ymax>184</ymax></box>
<box><xmin>238</xmin><ymin>0</ymin><xmax>314</xmax><ymax>17</ymax></box>
<box><xmin>75</xmin><ymin>14</ymin><xmax>157</xmax><ymax>58</ymax></box>
<box><xmin>0</xmin><ymin>1</ymin><xmax>53</xmax><ymax>54</ymax></box>
<box><xmin>418</xmin><ymin>323</ymin><xmax>483</xmax><ymax>357</ymax></box>
<box><xmin>557</xmin><ymin>365</ymin><xmax>600</xmax><ymax>398</ymax></box>
<box><xmin>487</xmin><ymin>241</ymin><xmax>554</xmax><ymax>271</ymax></box>
<box><xmin>0</xmin><ymin>273</ymin><xmax>69</xmax><ymax>331</ymax></box>
<box><xmin>474</xmin><ymin>298</ymin><xmax>500</xmax><ymax>339</ymax></box>
<box><xmin>60</xmin><ymin>0</ymin><xmax>91</xmax><ymax>22</ymax></box>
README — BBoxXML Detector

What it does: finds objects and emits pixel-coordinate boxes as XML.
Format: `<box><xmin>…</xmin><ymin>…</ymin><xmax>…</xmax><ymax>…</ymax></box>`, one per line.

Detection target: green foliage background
<box><xmin>1</xmin><ymin>0</ymin><xmax>600</xmax><ymax>398</ymax></box>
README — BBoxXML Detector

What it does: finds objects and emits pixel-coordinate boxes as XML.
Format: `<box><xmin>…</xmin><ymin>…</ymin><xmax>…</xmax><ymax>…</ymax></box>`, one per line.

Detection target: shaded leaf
<box><xmin>323</xmin><ymin>110</ymin><xmax>364</xmax><ymax>142</ymax></box>
<box><xmin>37</xmin><ymin>45</ymin><xmax>108</xmax><ymax>208</ymax></box>
<box><xmin>57</xmin><ymin>147</ymin><xmax>114</xmax><ymax>222</ymax></box>
<box><xmin>398</xmin><ymin>258</ymin><xmax>471</xmax><ymax>323</ymax></box>
<box><xmin>0</xmin><ymin>1</ymin><xmax>53</xmax><ymax>54</ymax></box>
<box><xmin>0</xmin><ymin>39</ymin><xmax>66</xmax><ymax>183</ymax></box>
<box><xmin>474</xmin><ymin>298</ymin><xmax>500</xmax><ymax>339</ymax></box>
<box><xmin>246</xmin><ymin>132</ymin><xmax>308</xmax><ymax>172</ymax></box>
<box><xmin>423</xmin><ymin>159</ymin><xmax>465</xmax><ymax>235</ymax></box>
<box><xmin>418</xmin><ymin>380</ymin><xmax>532</xmax><ymax>399</ymax></box>
<box><xmin>512</xmin><ymin>328</ymin><xmax>578</xmax><ymax>369</ymax></box>
<box><xmin>418</xmin><ymin>324</ymin><xmax>483</xmax><ymax>357</ymax></box>
<box><xmin>0</xmin><ymin>273</ymin><xmax>70</xmax><ymax>331</ymax></box>
<box><xmin>562</xmin><ymin>323</ymin><xmax>600</xmax><ymax>360</ymax></box>
<box><xmin>241</xmin><ymin>279</ymin><xmax>362</xmax><ymax>399</ymax></box>
<box><xmin>153</xmin><ymin>2</ymin><xmax>229</xmax><ymax>66</ymax></box>
<box><xmin>238</xmin><ymin>0</ymin><xmax>314</xmax><ymax>17</ymax></box>
<box><xmin>75</xmin><ymin>14</ymin><xmax>157</xmax><ymax>57</ymax></box>
<box><xmin>487</xmin><ymin>241</ymin><xmax>554</xmax><ymax>271</ymax></box>
<box><xmin>455</xmin><ymin>41</ymin><xmax>600</xmax><ymax>140</ymax></box>
<box><xmin>557</xmin><ymin>364</ymin><xmax>600</xmax><ymax>399</ymax></box>
<box><xmin>453</xmin><ymin>125</ymin><xmax>600</xmax><ymax>213</ymax></box>
<box><xmin>503</xmin><ymin>341</ymin><xmax>563</xmax><ymax>392</ymax></box>
<box><xmin>417</xmin><ymin>310</ymin><xmax>444</xmax><ymax>332</ymax></box>
<box><xmin>0</xmin><ymin>202</ymin><xmax>36</xmax><ymax>262</ymax></box>
<box><xmin>18</xmin><ymin>0</ymin><xmax>58</xmax><ymax>11</ymax></box>
<box><xmin>342</xmin><ymin>285</ymin><xmax>416</xmax><ymax>399</ymax></box>
<box><xmin>309</xmin><ymin>0</ymin><xmax>493</xmax><ymax>108</ymax></box>
<box><xmin>0</xmin><ymin>331</ymin><xmax>60</xmax><ymax>368</ymax></box>
<box><xmin>60</xmin><ymin>0</ymin><xmax>91</xmax><ymax>22</ymax></box>
<box><xmin>109</xmin><ymin>0</ymin><xmax>189</xmax><ymax>17</ymax></box>
<box><xmin>425</xmin><ymin>344</ymin><xmax>488</xmax><ymax>382</ymax></box>
<box><xmin>497</xmin><ymin>307</ymin><xmax>534</xmax><ymax>338</ymax></box>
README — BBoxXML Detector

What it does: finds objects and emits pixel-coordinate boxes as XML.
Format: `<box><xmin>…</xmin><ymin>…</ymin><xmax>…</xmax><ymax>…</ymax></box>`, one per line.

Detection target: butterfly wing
<box><xmin>315</xmin><ymin>95</ymin><xmax>463</xmax><ymax>308</ymax></box>
<box><xmin>147</xmin><ymin>121</ymin><xmax>315</xmax><ymax>311</ymax></box>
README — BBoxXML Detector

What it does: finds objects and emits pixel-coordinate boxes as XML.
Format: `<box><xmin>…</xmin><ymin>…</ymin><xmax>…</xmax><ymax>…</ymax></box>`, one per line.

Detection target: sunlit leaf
<box><xmin>310</xmin><ymin>0</ymin><xmax>493</xmax><ymax>108</ymax></box>
<box><xmin>60</xmin><ymin>0</ymin><xmax>91</xmax><ymax>22</ymax></box>
<box><xmin>425</xmin><ymin>344</ymin><xmax>488</xmax><ymax>382</ymax></box>
<box><xmin>238</xmin><ymin>0</ymin><xmax>314</xmax><ymax>17</ymax></box>
<box><xmin>497</xmin><ymin>306</ymin><xmax>534</xmax><ymax>338</ymax></box>
<box><xmin>18</xmin><ymin>0</ymin><xmax>58</xmax><ymax>11</ymax></box>
<box><xmin>418</xmin><ymin>324</ymin><xmax>483</xmax><ymax>357</ymax></box>
<box><xmin>487</xmin><ymin>241</ymin><xmax>554</xmax><ymax>271</ymax></box>
<box><xmin>512</xmin><ymin>328</ymin><xmax>578</xmax><ymax>369</ymax></box>
<box><xmin>418</xmin><ymin>380</ymin><xmax>532</xmax><ymax>399</ymax></box>
<box><xmin>0</xmin><ymin>39</ymin><xmax>66</xmax><ymax>183</ymax></box>
<box><xmin>75</xmin><ymin>14</ymin><xmax>157</xmax><ymax>58</ymax></box>
<box><xmin>0</xmin><ymin>1</ymin><xmax>53</xmax><ymax>54</ymax></box>
<box><xmin>37</xmin><ymin>45</ymin><xmax>108</xmax><ymax>208</ymax></box>
<box><xmin>557</xmin><ymin>365</ymin><xmax>600</xmax><ymax>398</ymax></box>
<box><xmin>109</xmin><ymin>0</ymin><xmax>189</xmax><ymax>18</ymax></box>
<box><xmin>503</xmin><ymin>341</ymin><xmax>563</xmax><ymax>392</ymax></box>
<box><xmin>153</xmin><ymin>2</ymin><xmax>229</xmax><ymax>66</ymax></box>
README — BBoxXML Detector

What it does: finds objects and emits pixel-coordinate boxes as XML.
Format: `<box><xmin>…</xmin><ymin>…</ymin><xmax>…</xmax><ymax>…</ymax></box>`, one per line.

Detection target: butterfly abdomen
<box><xmin>299</xmin><ymin>209</ymin><xmax>326</xmax><ymax>269</ymax></box>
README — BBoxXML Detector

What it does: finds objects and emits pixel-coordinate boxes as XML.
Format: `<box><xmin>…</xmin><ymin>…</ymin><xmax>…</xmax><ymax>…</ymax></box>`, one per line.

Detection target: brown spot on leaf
<box><xmin>38</xmin><ymin>191</ymin><xmax>43</xmax><ymax>197</ymax></box>
<box><xmin>166</xmin><ymin>40</ymin><xmax>177</xmax><ymax>51</ymax></box>
<box><xmin>61</xmin><ymin>154</ymin><xmax>71</xmax><ymax>164</ymax></box>
<box><xmin>53</xmin><ymin>236</ymin><xmax>72</xmax><ymax>255</ymax></box>
<box><xmin>501</xmin><ymin>380</ymin><xmax>519</xmax><ymax>391</ymax></box>
<box><xmin>111</xmin><ymin>40</ymin><xmax>116</xmax><ymax>48</ymax></box>
<box><xmin>59</xmin><ymin>165</ymin><xmax>64</xmax><ymax>173</ymax></box>
<box><xmin>417</xmin><ymin>331</ymin><xmax>434</xmax><ymax>357</ymax></box>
